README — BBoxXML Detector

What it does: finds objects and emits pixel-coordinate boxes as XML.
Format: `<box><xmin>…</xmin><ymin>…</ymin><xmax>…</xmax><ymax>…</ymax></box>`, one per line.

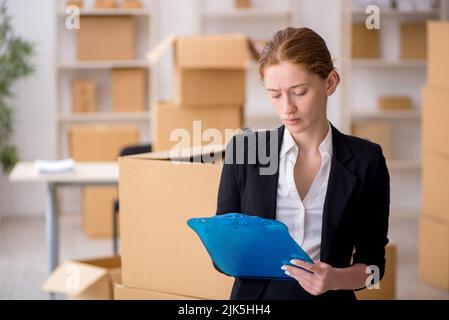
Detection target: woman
<box><xmin>216</xmin><ymin>27</ymin><xmax>390</xmax><ymax>300</ymax></box>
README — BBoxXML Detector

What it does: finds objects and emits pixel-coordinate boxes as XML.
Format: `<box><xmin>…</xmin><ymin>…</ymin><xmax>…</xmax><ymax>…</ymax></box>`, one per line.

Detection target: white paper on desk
<box><xmin>35</xmin><ymin>159</ymin><xmax>75</xmax><ymax>174</ymax></box>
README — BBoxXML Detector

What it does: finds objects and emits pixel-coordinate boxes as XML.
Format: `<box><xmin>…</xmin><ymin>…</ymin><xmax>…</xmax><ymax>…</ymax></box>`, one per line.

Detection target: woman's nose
<box><xmin>281</xmin><ymin>95</ymin><xmax>296</xmax><ymax>114</ymax></box>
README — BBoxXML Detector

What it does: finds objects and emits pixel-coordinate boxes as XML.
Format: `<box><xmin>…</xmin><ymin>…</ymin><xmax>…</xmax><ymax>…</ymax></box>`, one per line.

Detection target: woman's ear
<box><xmin>325</xmin><ymin>70</ymin><xmax>340</xmax><ymax>96</ymax></box>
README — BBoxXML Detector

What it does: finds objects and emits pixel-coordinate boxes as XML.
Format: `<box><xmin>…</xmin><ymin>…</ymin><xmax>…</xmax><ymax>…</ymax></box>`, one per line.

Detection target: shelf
<box><xmin>58</xmin><ymin>60</ymin><xmax>150</xmax><ymax>69</ymax></box>
<box><xmin>352</xmin><ymin>59</ymin><xmax>426</xmax><ymax>68</ymax></box>
<box><xmin>58</xmin><ymin>112</ymin><xmax>150</xmax><ymax>123</ymax></box>
<box><xmin>60</xmin><ymin>8</ymin><xmax>151</xmax><ymax>16</ymax></box>
<box><xmin>386</xmin><ymin>159</ymin><xmax>421</xmax><ymax>170</ymax></box>
<box><xmin>352</xmin><ymin>110</ymin><xmax>421</xmax><ymax>120</ymax></box>
<box><xmin>201</xmin><ymin>8</ymin><xmax>291</xmax><ymax>18</ymax></box>
<box><xmin>352</xmin><ymin>8</ymin><xmax>440</xmax><ymax>18</ymax></box>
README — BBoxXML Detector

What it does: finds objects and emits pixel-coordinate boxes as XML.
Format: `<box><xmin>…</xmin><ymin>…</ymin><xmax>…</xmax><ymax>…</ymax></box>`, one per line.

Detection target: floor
<box><xmin>0</xmin><ymin>211</ymin><xmax>448</xmax><ymax>300</ymax></box>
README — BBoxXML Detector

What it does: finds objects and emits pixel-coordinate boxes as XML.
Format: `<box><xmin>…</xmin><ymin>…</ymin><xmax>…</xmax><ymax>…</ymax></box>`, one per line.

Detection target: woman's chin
<box><xmin>284</xmin><ymin>121</ymin><xmax>306</xmax><ymax>134</ymax></box>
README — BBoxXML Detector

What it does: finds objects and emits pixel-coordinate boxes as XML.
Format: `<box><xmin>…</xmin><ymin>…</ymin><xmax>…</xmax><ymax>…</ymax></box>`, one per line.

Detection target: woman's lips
<box><xmin>283</xmin><ymin>118</ymin><xmax>301</xmax><ymax>125</ymax></box>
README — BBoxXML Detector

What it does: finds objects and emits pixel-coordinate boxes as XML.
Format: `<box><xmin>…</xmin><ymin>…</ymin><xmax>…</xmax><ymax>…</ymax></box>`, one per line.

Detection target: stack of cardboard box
<box><xmin>148</xmin><ymin>35</ymin><xmax>249</xmax><ymax>152</ymax></box>
<box><xmin>419</xmin><ymin>21</ymin><xmax>449</xmax><ymax>291</ymax></box>
<box><xmin>116</xmin><ymin>145</ymin><xmax>234</xmax><ymax>299</ymax></box>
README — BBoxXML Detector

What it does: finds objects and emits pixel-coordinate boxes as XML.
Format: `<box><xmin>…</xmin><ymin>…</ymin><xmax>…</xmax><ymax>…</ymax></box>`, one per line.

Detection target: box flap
<box><xmin>147</xmin><ymin>34</ymin><xmax>253</xmax><ymax>69</ymax></box>
<box><xmin>247</xmin><ymin>38</ymin><xmax>266</xmax><ymax>62</ymax></box>
<box><xmin>42</xmin><ymin>261</ymin><xmax>108</xmax><ymax>296</ymax></box>
<box><xmin>123</xmin><ymin>143</ymin><xmax>227</xmax><ymax>162</ymax></box>
<box><xmin>77</xmin><ymin>256</ymin><xmax>121</xmax><ymax>269</ymax></box>
<box><xmin>176</xmin><ymin>34</ymin><xmax>250</xmax><ymax>69</ymax></box>
<box><xmin>147</xmin><ymin>35</ymin><xmax>176</xmax><ymax>65</ymax></box>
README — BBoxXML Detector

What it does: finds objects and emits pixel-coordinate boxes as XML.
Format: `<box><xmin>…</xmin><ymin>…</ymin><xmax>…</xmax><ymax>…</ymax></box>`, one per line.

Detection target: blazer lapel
<box><xmin>320</xmin><ymin>125</ymin><xmax>357</xmax><ymax>262</ymax></box>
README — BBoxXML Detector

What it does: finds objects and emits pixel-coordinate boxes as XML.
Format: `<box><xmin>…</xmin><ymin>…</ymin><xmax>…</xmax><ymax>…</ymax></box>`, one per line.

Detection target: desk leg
<box><xmin>45</xmin><ymin>183</ymin><xmax>58</xmax><ymax>300</ymax></box>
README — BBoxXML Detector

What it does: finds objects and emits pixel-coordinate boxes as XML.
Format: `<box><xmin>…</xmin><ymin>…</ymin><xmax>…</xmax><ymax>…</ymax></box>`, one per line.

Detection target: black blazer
<box><xmin>216</xmin><ymin>124</ymin><xmax>390</xmax><ymax>300</ymax></box>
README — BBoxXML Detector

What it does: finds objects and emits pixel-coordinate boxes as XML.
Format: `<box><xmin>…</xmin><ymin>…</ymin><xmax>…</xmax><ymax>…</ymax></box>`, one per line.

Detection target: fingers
<box><xmin>281</xmin><ymin>265</ymin><xmax>320</xmax><ymax>296</ymax></box>
<box><xmin>290</xmin><ymin>259</ymin><xmax>317</xmax><ymax>273</ymax></box>
<box><xmin>282</xmin><ymin>264</ymin><xmax>314</xmax><ymax>282</ymax></box>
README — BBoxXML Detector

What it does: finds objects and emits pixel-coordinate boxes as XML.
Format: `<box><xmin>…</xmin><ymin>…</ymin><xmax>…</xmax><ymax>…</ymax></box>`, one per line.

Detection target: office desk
<box><xmin>9</xmin><ymin>162</ymin><xmax>118</xmax><ymax>297</ymax></box>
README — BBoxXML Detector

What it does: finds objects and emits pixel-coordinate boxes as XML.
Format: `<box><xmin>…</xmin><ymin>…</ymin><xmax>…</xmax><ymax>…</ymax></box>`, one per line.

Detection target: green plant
<box><xmin>0</xmin><ymin>0</ymin><xmax>35</xmax><ymax>172</ymax></box>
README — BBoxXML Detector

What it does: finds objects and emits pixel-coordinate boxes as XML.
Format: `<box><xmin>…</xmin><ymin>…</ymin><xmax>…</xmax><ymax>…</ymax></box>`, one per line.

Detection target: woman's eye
<box><xmin>270</xmin><ymin>94</ymin><xmax>281</xmax><ymax>99</ymax></box>
<box><xmin>292</xmin><ymin>91</ymin><xmax>306</xmax><ymax>97</ymax></box>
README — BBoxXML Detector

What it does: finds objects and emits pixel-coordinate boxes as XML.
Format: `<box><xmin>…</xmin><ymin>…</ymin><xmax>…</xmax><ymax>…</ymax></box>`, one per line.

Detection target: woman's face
<box><xmin>263</xmin><ymin>61</ymin><xmax>338</xmax><ymax>135</ymax></box>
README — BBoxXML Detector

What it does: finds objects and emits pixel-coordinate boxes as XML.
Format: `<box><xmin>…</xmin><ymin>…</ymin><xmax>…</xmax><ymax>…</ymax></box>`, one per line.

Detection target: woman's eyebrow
<box><xmin>265</xmin><ymin>83</ymin><xmax>309</xmax><ymax>91</ymax></box>
<box><xmin>289</xmin><ymin>83</ymin><xmax>309</xmax><ymax>89</ymax></box>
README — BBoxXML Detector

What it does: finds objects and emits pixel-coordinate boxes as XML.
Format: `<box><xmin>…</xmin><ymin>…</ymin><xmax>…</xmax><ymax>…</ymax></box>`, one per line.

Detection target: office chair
<box><xmin>112</xmin><ymin>143</ymin><xmax>152</xmax><ymax>255</ymax></box>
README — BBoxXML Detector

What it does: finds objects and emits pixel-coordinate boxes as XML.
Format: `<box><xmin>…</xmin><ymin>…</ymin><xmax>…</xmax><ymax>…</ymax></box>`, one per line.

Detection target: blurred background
<box><xmin>0</xmin><ymin>0</ymin><xmax>449</xmax><ymax>300</ymax></box>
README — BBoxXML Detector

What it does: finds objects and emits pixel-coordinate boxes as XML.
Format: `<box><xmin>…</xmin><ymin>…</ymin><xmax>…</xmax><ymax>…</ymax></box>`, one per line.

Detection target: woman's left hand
<box><xmin>281</xmin><ymin>260</ymin><xmax>338</xmax><ymax>296</ymax></box>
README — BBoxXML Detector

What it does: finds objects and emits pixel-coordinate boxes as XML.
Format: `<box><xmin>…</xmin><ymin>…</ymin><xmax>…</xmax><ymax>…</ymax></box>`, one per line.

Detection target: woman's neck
<box><xmin>291</xmin><ymin>118</ymin><xmax>329</xmax><ymax>153</ymax></box>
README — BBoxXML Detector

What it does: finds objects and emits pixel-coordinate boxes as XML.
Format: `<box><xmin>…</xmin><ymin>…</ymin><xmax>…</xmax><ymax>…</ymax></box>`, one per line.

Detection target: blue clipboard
<box><xmin>187</xmin><ymin>213</ymin><xmax>313</xmax><ymax>280</ymax></box>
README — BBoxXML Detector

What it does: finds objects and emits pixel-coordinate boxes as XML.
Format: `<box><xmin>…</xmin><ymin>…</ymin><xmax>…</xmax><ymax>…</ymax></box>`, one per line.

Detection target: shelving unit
<box><xmin>351</xmin><ymin>58</ymin><xmax>426</xmax><ymax>68</ymax></box>
<box><xmin>351</xmin><ymin>8</ymin><xmax>441</xmax><ymax>18</ymax></box>
<box><xmin>193</xmin><ymin>0</ymin><xmax>300</xmax><ymax>129</ymax></box>
<box><xmin>58</xmin><ymin>111</ymin><xmax>151</xmax><ymax>123</ymax></box>
<box><xmin>54</xmin><ymin>0</ymin><xmax>159</xmax><ymax>159</ymax></box>
<box><xmin>57</xmin><ymin>60</ymin><xmax>150</xmax><ymax>69</ymax></box>
<box><xmin>61</xmin><ymin>8</ymin><xmax>153</xmax><ymax>16</ymax></box>
<box><xmin>352</xmin><ymin>109</ymin><xmax>421</xmax><ymax>120</ymax></box>
<box><xmin>200</xmin><ymin>8</ymin><xmax>293</xmax><ymax>19</ymax></box>
<box><xmin>340</xmin><ymin>0</ymin><xmax>448</xmax><ymax>210</ymax></box>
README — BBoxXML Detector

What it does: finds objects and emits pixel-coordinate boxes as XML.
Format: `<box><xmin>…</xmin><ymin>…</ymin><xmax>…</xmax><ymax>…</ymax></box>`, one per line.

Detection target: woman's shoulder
<box><xmin>341</xmin><ymin>131</ymin><xmax>385</xmax><ymax>161</ymax></box>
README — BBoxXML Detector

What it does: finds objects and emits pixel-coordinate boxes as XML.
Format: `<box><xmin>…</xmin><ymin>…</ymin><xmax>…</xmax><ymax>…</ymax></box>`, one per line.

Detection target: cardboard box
<box><xmin>114</xmin><ymin>283</ymin><xmax>201</xmax><ymax>300</ymax></box>
<box><xmin>419</xmin><ymin>215</ymin><xmax>449</xmax><ymax>290</ymax></box>
<box><xmin>83</xmin><ymin>186</ymin><xmax>118</xmax><ymax>238</ymax></box>
<box><xmin>77</xmin><ymin>16</ymin><xmax>134</xmax><ymax>61</ymax></box>
<box><xmin>428</xmin><ymin>22</ymin><xmax>449</xmax><ymax>88</ymax></box>
<box><xmin>422</xmin><ymin>86</ymin><xmax>449</xmax><ymax>157</ymax></box>
<box><xmin>423</xmin><ymin>152</ymin><xmax>449</xmax><ymax>223</ymax></box>
<box><xmin>400</xmin><ymin>23</ymin><xmax>426</xmax><ymax>59</ymax></box>
<box><xmin>69</xmin><ymin>125</ymin><xmax>139</xmax><ymax>237</ymax></box>
<box><xmin>67</xmin><ymin>0</ymin><xmax>84</xmax><ymax>8</ymax></box>
<box><xmin>111</xmin><ymin>68</ymin><xmax>146</xmax><ymax>112</ymax></box>
<box><xmin>43</xmin><ymin>256</ymin><xmax>121</xmax><ymax>300</ymax></box>
<box><xmin>95</xmin><ymin>0</ymin><xmax>116</xmax><ymax>8</ymax></box>
<box><xmin>378</xmin><ymin>96</ymin><xmax>412</xmax><ymax>110</ymax></box>
<box><xmin>175</xmin><ymin>68</ymin><xmax>246</xmax><ymax>106</ymax></box>
<box><xmin>147</xmin><ymin>34</ymin><xmax>250</xmax><ymax>106</ymax></box>
<box><xmin>234</xmin><ymin>0</ymin><xmax>251</xmax><ymax>9</ymax></box>
<box><xmin>352</xmin><ymin>23</ymin><xmax>380</xmax><ymax>59</ymax></box>
<box><xmin>153</xmin><ymin>101</ymin><xmax>243</xmax><ymax>152</ymax></box>
<box><xmin>351</xmin><ymin>121</ymin><xmax>392</xmax><ymax>159</ymax></box>
<box><xmin>72</xmin><ymin>80</ymin><xmax>96</xmax><ymax>113</ymax></box>
<box><xmin>119</xmin><ymin>145</ymin><xmax>234</xmax><ymax>299</ymax></box>
<box><xmin>356</xmin><ymin>243</ymin><xmax>396</xmax><ymax>300</ymax></box>
<box><xmin>121</xmin><ymin>0</ymin><xmax>142</xmax><ymax>8</ymax></box>
<box><xmin>69</xmin><ymin>125</ymin><xmax>139</xmax><ymax>161</ymax></box>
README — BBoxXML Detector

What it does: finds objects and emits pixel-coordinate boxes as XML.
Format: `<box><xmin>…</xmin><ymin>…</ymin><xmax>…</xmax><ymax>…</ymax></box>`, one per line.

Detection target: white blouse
<box><xmin>276</xmin><ymin>123</ymin><xmax>333</xmax><ymax>261</ymax></box>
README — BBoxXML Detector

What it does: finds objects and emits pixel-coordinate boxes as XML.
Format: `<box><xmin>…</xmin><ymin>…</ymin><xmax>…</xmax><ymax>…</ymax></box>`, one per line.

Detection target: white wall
<box><xmin>0</xmin><ymin>0</ymin><xmax>55</xmax><ymax>218</ymax></box>
<box><xmin>0</xmin><ymin>0</ymin><xmax>344</xmax><ymax>217</ymax></box>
